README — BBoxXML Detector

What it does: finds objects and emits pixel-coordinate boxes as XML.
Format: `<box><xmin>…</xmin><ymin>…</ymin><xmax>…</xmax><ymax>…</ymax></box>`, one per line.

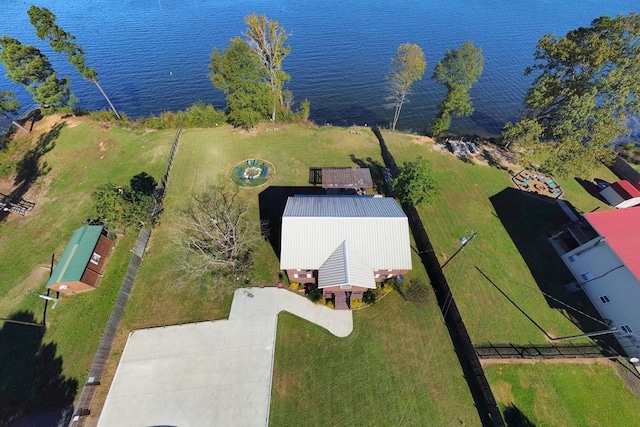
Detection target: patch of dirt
<box><xmin>474</xmin><ymin>143</ymin><xmax>518</xmax><ymax>172</ymax></box>
<box><xmin>490</xmin><ymin>379</ymin><xmax>515</xmax><ymax>404</ymax></box>
<box><xmin>411</xmin><ymin>135</ymin><xmax>436</xmax><ymax>145</ymax></box>
<box><xmin>0</xmin><ymin>264</ymin><xmax>51</xmax><ymax>315</ymax></box>
<box><xmin>274</xmin><ymin>371</ymin><xmax>300</xmax><ymax>398</ymax></box>
<box><xmin>425</xmin><ymin>138</ymin><xmax>520</xmax><ymax>173</ymax></box>
<box><xmin>1</xmin><ymin>114</ymin><xmax>83</xmax><ymax>222</ymax></box>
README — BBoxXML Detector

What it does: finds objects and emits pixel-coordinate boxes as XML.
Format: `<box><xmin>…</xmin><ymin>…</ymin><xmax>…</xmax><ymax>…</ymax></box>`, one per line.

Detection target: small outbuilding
<box><xmin>599</xmin><ymin>180</ymin><xmax>640</xmax><ymax>209</ymax></box>
<box><xmin>47</xmin><ymin>225</ymin><xmax>114</xmax><ymax>295</ymax></box>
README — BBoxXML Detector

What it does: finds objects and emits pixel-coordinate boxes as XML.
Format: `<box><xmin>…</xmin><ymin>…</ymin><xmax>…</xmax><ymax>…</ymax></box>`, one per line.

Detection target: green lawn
<box><xmin>485</xmin><ymin>363</ymin><xmax>640</xmax><ymax>426</ymax></box>
<box><xmin>378</xmin><ymin>131</ymin><xmax>619</xmax><ymax>344</ymax></box>
<box><xmin>270</xmin><ymin>289</ymin><xmax>479</xmax><ymax>426</ymax></box>
<box><xmin>3</xmin><ymin>120</ymin><xmax>637</xmax><ymax>425</ymax></box>
<box><xmin>0</xmin><ymin>118</ymin><xmax>173</xmax><ymax>419</ymax></box>
<box><xmin>124</xmin><ymin>124</ymin><xmax>387</xmax><ymax>328</ymax></box>
<box><xmin>113</xmin><ymin>124</ymin><xmax>479</xmax><ymax>424</ymax></box>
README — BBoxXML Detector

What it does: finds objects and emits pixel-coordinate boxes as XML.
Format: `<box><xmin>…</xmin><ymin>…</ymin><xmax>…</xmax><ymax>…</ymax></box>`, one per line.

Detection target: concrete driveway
<box><xmin>97</xmin><ymin>288</ymin><xmax>352</xmax><ymax>427</ymax></box>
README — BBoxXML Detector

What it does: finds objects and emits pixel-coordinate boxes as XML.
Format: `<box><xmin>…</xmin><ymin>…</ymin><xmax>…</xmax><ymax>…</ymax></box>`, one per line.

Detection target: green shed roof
<box><xmin>47</xmin><ymin>225</ymin><xmax>104</xmax><ymax>287</ymax></box>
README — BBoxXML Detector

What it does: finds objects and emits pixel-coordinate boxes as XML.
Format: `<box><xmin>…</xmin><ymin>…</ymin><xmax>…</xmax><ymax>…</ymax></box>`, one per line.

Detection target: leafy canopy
<box><xmin>431</xmin><ymin>41</ymin><xmax>484</xmax><ymax>136</ymax></box>
<box><xmin>244</xmin><ymin>13</ymin><xmax>291</xmax><ymax>122</ymax></box>
<box><xmin>0</xmin><ymin>36</ymin><xmax>75</xmax><ymax>113</ymax></box>
<box><xmin>0</xmin><ymin>90</ymin><xmax>19</xmax><ymax>116</ymax></box>
<box><xmin>28</xmin><ymin>5</ymin><xmax>97</xmax><ymax>80</ymax></box>
<box><xmin>393</xmin><ymin>156</ymin><xmax>441</xmax><ymax>206</ymax></box>
<box><xmin>209</xmin><ymin>37</ymin><xmax>273</xmax><ymax>129</ymax></box>
<box><xmin>91</xmin><ymin>173</ymin><xmax>157</xmax><ymax>235</ymax></box>
<box><xmin>503</xmin><ymin>13</ymin><xmax>640</xmax><ymax>178</ymax></box>
<box><xmin>386</xmin><ymin>43</ymin><xmax>426</xmax><ymax>131</ymax></box>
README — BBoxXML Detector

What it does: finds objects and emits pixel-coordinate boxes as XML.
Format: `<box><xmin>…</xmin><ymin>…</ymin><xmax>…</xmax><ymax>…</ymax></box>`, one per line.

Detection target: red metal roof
<box><xmin>585</xmin><ymin>208</ymin><xmax>640</xmax><ymax>280</ymax></box>
<box><xmin>610</xmin><ymin>180</ymin><xmax>640</xmax><ymax>199</ymax></box>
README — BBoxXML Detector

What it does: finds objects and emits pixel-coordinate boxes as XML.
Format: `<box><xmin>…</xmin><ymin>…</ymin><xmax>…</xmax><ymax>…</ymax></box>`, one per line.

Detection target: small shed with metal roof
<box><xmin>280</xmin><ymin>195</ymin><xmax>411</xmax><ymax>309</ymax></box>
<box><xmin>47</xmin><ymin>225</ymin><xmax>114</xmax><ymax>295</ymax></box>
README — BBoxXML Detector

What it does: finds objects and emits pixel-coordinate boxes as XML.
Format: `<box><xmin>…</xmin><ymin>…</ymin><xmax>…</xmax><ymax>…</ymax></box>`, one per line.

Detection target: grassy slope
<box><xmin>485</xmin><ymin>363</ymin><xmax>640</xmax><ymax>426</ymax></box>
<box><xmin>3</xmin><ymin>120</ymin><xmax>637</xmax><ymax>424</ymax></box>
<box><xmin>382</xmin><ymin>131</ymin><xmax>618</xmax><ymax>344</ymax></box>
<box><xmin>0</xmin><ymin>119</ymin><xmax>172</xmax><ymax>385</ymax></box>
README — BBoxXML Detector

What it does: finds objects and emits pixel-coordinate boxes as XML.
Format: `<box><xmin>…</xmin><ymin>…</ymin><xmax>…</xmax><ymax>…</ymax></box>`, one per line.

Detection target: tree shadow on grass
<box><xmin>0</xmin><ymin>311</ymin><xmax>77</xmax><ymax>427</ymax></box>
<box><xmin>258</xmin><ymin>186</ymin><xmax>326</xmax><ymax>260</ymax></box>
<box><xmin>0</xmin><ymin>122</ymin><xmax>63</xmax><ymax>223</ymax></box>
<box><xmin>504</xmin><ymin>403</ymin><xmax>536</xmax><ymax>427</ymax></box>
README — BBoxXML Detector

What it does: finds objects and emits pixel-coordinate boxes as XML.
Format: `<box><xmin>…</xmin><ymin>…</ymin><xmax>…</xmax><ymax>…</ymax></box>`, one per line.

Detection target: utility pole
<box><xmin>440</xmin><ymin>231</ymin><xmax>477</xmax><ymax>271</ymax></box>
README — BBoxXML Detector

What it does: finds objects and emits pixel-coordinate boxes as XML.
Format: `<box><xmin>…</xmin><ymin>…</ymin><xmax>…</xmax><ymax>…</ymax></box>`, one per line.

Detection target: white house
<box><xmin>280</xmin><ymin>195</ymin><xmax>412</xmax><ymax>309</ymax></box>
<box><xmin>550</xmin><ymin>208</ymin><xmax>640</xmax><ymax>357</ymax></box>
<box><xmin>599</xmin><ymin>180</ymin><xmax>640</xmax><ymax>209</ymax></box>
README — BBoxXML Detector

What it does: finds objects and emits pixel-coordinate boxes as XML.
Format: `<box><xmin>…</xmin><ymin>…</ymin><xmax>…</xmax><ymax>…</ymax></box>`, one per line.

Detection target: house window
<box><xmin>340</xmin><ymin>284</ymin><xmax>352</xmax><ymax>289</ymax></box>
<box><xmin>621</xmin><ymin>325</ymin><xmax>634</xmax><ymax>334</ymax></box>
<box><xmin>386</xmin><ymin>274</ymin><xmax>393</xmax><ymax>279</ymax></box>
<box><xmin>568</xmin><ymin>254</ymin><xmax>578</xmax><ymax>262</ymax></box>
<box><xmin>90</xmin><ymin>252</ymin><xmax>101</xmax><ymax>265</ymax></box>
<box><xmin>599</xmin><ymin>295</ymin><xmax>611</xmax><ymax>304</ymax></box>
<box><xmin>580</xmin><ymin>272</ymin><xmax>594</xmax><ymax>281</ymax></box>
<box><xmin>293</xmin><ymin>274</ymin><xmax>299</xmax><ymax>279</ymax></box>
<box><xmin>306</xmin><ymin>273</ymin><xmax>312</xmax><ymax>278</ymax></box>
<box><xmin>296</xmin><ymin>269</ymin><xmax>302</xmax><ymax>272</ymax></box>
<box><xmin>375</xmin><ymin>274</ymin><xmax>381</xmax><ymax>279</ymax></box>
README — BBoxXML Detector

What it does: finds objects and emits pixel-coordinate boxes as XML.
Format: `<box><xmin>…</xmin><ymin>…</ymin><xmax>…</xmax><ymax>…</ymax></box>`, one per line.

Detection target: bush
<box><xmin>181</xmin><ymin>102</ymin><xmax>226</xmax><ymax>127</ymax></box>
<box><xmin>404</xmin><ymin>278</ymin><xmax>430</xmax><ymax>305</ymax></box>
<box><xmin>228</xmin><ymin>108</ymin><xmax>262</xmax><ymax>130</ymax></box>
<box><xmin>393</xmin><ymin>156</ymin><xmax>441</xmax><ymax>206</ymax></box>
<box><xmin>382</xmin><ymin>282</ymin><xmax>394</xmax><ymax>294</ymax></box>
<box><xmin>307</xmin><ymin>288</ymin><xmax>322</xmax><ymax>303</ymax></box>
<box><xmin>325</xmin><ymin>300</ymin><xmax>334</xmax><ymax>309</ymax></box>
<box><xmin>130</xmin><ymin>172</ymin><xmax>158</xmax><ymax>196</ymax></box>
<box><xmin>290</xmin><ymin>282</ymin><xmax>299</xmax><ymax>291</ymax></box>
<box><xmin>91</xmin><ymin>173</ymin><xmax>157</xmax><ymax>235</ymax></box>
<box><xmin>350</xmin><ymin>298</ymin><xmax>363</xmax><ymax>309</ymax></box>
<box><xmin>363</xmin><ymin>289</ymin><xmax>377</xmax><ymax>305</ymax></box>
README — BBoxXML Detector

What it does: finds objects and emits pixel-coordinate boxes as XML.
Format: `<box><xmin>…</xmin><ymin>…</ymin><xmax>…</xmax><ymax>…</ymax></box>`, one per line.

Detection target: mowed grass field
<box><xmin>380</xmin><ymin>131</ymin><xmax>619</xmax><ymax>344</ymax></box>
<box><xmin>108</xmin><ymin>124</ymin><xmax>479</xmax><ymax>425</ymax></box>
<box><xmin>3</xmin><ymin>119</ymin><xmax>639</xmax><ymax>425</ymax></box>
<box><xmin>485</xmin><ymin>362</ymin><xmax>640</xmax><ymax>426</ymax></box>
<box><xmin>0</xmin><ymin>117</ymin><xmax>174</xmax><ymax>419</ymax></box>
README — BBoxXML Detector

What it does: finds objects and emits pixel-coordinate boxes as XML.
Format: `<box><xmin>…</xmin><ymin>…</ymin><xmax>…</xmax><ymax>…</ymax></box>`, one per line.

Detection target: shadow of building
<box><xmin>258</xmin><ymin>186</ymin><xmax>326</xmax><ymax>260</ymax></box>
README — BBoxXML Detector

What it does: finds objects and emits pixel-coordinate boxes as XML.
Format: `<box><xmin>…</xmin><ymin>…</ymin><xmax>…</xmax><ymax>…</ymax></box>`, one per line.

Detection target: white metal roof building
<box><xmin>280</xmin><ymin>196</ymin><xmax>412</xmax><ymax>285</ymax></box>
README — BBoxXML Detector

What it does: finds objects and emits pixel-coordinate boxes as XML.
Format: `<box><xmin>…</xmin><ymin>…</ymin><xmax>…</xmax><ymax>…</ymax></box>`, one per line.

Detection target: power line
<box><xmin>467</xmin><ymin>243</ymin><xmax>611</xmax><ymax>329</ymax></box>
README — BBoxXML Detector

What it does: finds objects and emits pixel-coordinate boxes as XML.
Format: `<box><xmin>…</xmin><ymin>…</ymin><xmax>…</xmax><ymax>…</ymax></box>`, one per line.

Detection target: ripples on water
<box><xmin>0</xmin><ymin>0</ymin><xmax>637</xmax><ymax>136</ymax></box>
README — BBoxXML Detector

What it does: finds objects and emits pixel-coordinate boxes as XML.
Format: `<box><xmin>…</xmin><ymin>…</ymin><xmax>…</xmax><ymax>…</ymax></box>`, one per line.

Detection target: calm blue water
<box><xmin>0</xmin><ymin>1</ymin><xmax>637</xmax><ymax>136</ymax></box>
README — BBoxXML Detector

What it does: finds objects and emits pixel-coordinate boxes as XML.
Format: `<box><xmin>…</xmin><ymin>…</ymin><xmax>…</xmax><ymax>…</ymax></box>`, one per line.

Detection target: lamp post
<box><xmin>439</xmin><ymin>231</ymin><xmax>477</xmax><ymax>271</ymax></box>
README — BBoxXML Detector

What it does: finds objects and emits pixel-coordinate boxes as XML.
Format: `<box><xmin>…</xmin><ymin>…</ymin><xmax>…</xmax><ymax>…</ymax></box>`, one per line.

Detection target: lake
<box><xmin>0</xmin><ymin>0</ymin><xmax>638</xmax><ymax>136</ymax></box>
